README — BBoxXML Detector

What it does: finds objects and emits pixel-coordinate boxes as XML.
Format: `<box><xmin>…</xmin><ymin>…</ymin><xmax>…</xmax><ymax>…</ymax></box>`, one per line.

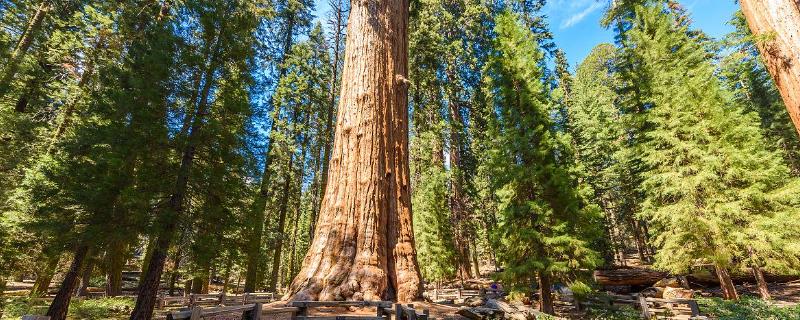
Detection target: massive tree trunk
<box><xmin>285</xmin><ymin>0</ymin><xmax>422</xmax><ymax>302</ymax></box>
<box><xmin>46</xmin><ymin>245</ymin><xmax>89</xmax><ymax>320</ymax></box>
<box><xmin>740</xmin><ymin>0</ymin><xmax>800</xmax><ymax>135</ymax></box>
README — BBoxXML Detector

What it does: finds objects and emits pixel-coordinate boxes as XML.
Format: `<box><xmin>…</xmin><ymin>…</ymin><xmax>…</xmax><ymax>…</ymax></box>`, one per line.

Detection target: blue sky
<box><xmin>312</xmin><ymin>0</ymin><xmax>740</xmax><ymax>66</ymax></box>
<box><xmin>546</xmin><ymin>0</ymin><xmax>740</xmax><ymax>65</ymax></box>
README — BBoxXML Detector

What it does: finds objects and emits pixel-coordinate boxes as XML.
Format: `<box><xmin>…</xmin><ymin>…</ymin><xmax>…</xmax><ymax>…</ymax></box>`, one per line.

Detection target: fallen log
<box><xmin>594</xmin><ymin>267</ymin><xmax>800</xmax><ymax>287</ymax></box>
<box><xmin>593</xmin><ymin>268</ymin><xmax>669</xmax><ymax>286</ymax></box>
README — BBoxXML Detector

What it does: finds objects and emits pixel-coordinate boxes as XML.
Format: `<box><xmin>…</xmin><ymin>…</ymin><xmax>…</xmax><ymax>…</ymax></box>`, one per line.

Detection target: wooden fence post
<box><xmin>190</xmin><ymin>306</ymin><xmax>202</xmax><ymax>320</ymax></box>
<box><xmin>244</xmin><ymin>302</ymin><xmax>262</xmax><ymax>320</ymax></box>
<box><xmin>638</xmin><ymin>296</ymin><xmax>651</xmax><ymax>319</ymax></box>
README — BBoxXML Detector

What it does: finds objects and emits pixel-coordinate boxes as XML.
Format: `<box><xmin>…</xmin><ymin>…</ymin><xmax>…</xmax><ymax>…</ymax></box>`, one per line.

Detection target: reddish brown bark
<box><xmin>538</xmin><ymin>272</ymin><xmax>554</xmax><ymax>315</ymax></box>
<box><xmin>446</xmin><ymin>67</ymin><xmax>473</xmax><ymax>281</ymax></box>
<box><xmin>715</xmin><ymin>265</ymin><xmax>740</xmax><ymax>301</ymax></box>
<box><xmin>285</xmin><ymin>0</ymin><xmax>422</xmax><ymax>302</ymax></box>
<box><xmin>46</xmin><ymin>245</ymin><xmax>89</xmax><ymax>320</ymax></box>
<box><xmin>740</xmin><ymin>0</ymin><xmax>800</xmax><ymax>135</ymax></box>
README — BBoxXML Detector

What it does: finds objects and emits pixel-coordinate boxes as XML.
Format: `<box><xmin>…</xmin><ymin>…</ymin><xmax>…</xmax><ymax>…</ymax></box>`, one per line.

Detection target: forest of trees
<box><xmin>2</xmin><ymin>0</ymin><xmax>800</xmax><ymax>319</ymax></box>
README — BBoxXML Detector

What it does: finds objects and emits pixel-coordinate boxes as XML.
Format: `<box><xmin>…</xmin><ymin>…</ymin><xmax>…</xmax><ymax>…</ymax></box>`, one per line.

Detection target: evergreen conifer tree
<box><xmin>488</xmin><ymin>11</ymin><xmax>601</xmax><ymax>314</ymax></box>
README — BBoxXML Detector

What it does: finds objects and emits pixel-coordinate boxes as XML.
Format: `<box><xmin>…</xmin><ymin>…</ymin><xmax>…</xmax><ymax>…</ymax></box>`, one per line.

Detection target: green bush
<box><xmin>698</xmin><ymin>297</ymin><xmax>800</xmax><ymax>320</ymax></box>
<box><xmin>568</xmin><ymin>281</ymin><xmax>594</xmax><ymax>302</ymax></box>
<box><xmin>582</xmin><ymin>305</ymin><xmax>640</xmax><ymax>320</ymax></box>
<box><xmin>1</xmin><ymin>296</ymin><xmax>49</xmax><ymax>319</ymax></box>
<box><xmin>0</xmin><ymin>296</ymin><xmax>134</xmax><ymax>320</ymax></box>
<box><xmin>70</xmin><ymin>297</ymin><xmax>134</xmax><ymax>320</ymax></box>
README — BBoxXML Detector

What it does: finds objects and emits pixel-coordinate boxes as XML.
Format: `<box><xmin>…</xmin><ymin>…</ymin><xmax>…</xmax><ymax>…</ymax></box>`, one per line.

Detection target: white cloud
<box><xmin>558</xmin><ymin>2</ymin><xmax>605</xmax><ymax>29</ymax></box>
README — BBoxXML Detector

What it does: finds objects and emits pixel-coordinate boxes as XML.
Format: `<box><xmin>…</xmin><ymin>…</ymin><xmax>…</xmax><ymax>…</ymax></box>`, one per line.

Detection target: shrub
<box><xmin>698</xmin><ymin>297</ymin><xmax>800</xmax><ymax>320</ymax></box>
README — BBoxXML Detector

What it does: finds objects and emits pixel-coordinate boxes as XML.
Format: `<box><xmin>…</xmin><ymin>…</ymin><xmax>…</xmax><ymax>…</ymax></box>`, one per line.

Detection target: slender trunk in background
<box><xmin>715</xmin><ymin>264</ymin><xmax>739</xmax><ymax>301</ymax></box>
<box><xmin>138</xmin><ymin>237</ymin><xmax>156</xmax><ymax>288</ymax></box>
<box><xmin>244</xmin><ymin>15</ymin><xmax>298</xmax><ymax>293</ymax></box>
<box><xmin>740</xmin><ymin>0</ymin><xmax>800</xmax><ymax>136</ymax></box>
<box><xmin>129</xmin><ymin>30</ymin><xmax>221</xmax><ymax>320</ymax></box>
<box><xmin>446</xmin><ymin>68</ymin><xmax>473</xmax><ymax>280</ymax></box>
<box><xmin>47</xmin><ymin>41</ymin><xmax>100</xmax><ymax>153</ymax></box>
<box><xmin>752</xmin><ymin>265</ymin><xmax>771</xmax><ymax>300</ymax></box>
<box><xmin>285</xmin><ymin>0</ymin><xmax>422</xmax><ymax>301</ymax></box>
<box><xmin>0</xmin><ymin>2</ymin><xmax>49</xmax><ymax>99</ymax></box>
<box><xmin>222</xmin><ymin>256</ymin><xmax>233</xmax><ymax>293</ymax></box>
<box><xmin>105</xmin><ymin>240</ymin><xmax>125</xmax><ymax>296</ymax></box>
<box><xmin>748</xmin><ymin>247</ymin><xmax>771</xmax><ymax>300</ymax></box>
<box><xmin>46</xmin><ymin>245</ymin><xmax>90</xmax><ymax>320</ymax></box>
<box><xmin>76</xmin><ymin>257</ymin><xmax>94</xmax><ymax>297</ymax></box>
<box><xmin>316</xmin><ymin>0</ymin><xmax>346</xmax><ymax>233</ymax></box>
<box><xmin>269</xmin><ymin>160</ymin><xmax>293</xmax><ymax>291</ymax></box>
<box><xmin>168</xmin><ymin>245</ymin><xmax>183</xmax><ymax>296</ymax></box>
<box><xmin>31</xmin><ymin>256</ymin><xmax>59</xmax><ymax>296</ymax></box>
<box><xmin>538</xmin><ymin>272</ymin><xmax>554</xmax><ymax>315</ymax></box>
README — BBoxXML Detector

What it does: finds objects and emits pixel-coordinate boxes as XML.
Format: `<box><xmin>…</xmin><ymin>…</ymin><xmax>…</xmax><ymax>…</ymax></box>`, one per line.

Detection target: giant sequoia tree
<box><xmin>284</xmin><ymin>0</ymin><xmax>423</xmax><ymax>302</ymax></box>
<box><xmin>739</xmin><ymin>0</ymin><xmax>800</xmax><ymax>136</ymax></box>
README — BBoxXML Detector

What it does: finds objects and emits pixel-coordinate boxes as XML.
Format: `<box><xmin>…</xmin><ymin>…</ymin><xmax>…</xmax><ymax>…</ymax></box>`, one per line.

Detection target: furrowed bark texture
<box><xmin>285</xmin><ymin>0</ymin><xmax>422</xmax><ymax>302</ymax></box>
<box><xmin>740</xmin><ymin>0</ymin><xmax>800</xmax><ymax>135</ymax></box>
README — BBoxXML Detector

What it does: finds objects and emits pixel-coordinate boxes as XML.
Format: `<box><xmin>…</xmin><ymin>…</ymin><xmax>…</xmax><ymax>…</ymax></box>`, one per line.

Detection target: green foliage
<box><xmin>583</xmin><ymin>306</ymin><xmax>641</xmax><ymax>320</ymax></box>
<box><xmin>568</xmin><ymin>280</ymin><xmax>594</xmax><ymax>302</ymax></box>
<box><xmin>719</xmin><ymin>11</ymin><xmax>800</xmax><ymax>175</ymax></box>
<box><xmin>488</xmin><ymin>11</ymin><xmax>601</xmax><ymax>290</ymax></box>
<box><xmin>1</xmin><ymin>297</ymin><xmax>134</xmax><ymax>320</ymax></box>
<box><xmin>698</xmin><ymin>297</ymin><xmax>800</xmax><ymax>320</ymax></box>
<box><xmin>612</xmin><ymin>1</ymin><xmax>800</xmax><ymax>276</ymax></box>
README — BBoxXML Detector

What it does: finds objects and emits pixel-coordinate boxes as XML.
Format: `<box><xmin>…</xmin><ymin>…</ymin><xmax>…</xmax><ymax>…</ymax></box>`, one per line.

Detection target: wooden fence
<box><xmin>157</xmin><ymin>292</ymin><xmax>276</xmax><ymax>309</ymax></box>
<box><xmin>166</xmin><ymin>303</ymin><xmax>262</xmax><ymax>320</ymax></box>
<box><xmin>163</xmin><ymin>300</ymin><xmax>429</xmax><ymax>320</ymax></box>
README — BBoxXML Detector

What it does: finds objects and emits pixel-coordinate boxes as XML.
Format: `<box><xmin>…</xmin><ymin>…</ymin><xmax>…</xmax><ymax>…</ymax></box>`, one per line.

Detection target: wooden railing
<box><xmin>166</xmin><ymin>303</ymin><xmax>262</xmax><ymax>320</ymax></box>
<box><xmin>157</xmin><ymin>292</ymin><xmax>276</xmax><ymax>309</ymax></box>
<box><xmin>428</xmin><ymin>288</ymin><xmax>482</xmax><ymax>301</ymax></box>
<box><xmin>638</xmin><ymin>297</ymin><xmax>706</xmax><ymax>319</ymax></box>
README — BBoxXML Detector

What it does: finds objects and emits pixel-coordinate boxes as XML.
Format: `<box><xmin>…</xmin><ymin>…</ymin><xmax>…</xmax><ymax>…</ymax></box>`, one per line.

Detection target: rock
<box><xmin>640</xmin><ymin>287</ymin><xmax>664</xmax><ymax>298</ymax></box>
<box><xmin>465</xmin><ymin>296</ymin><xmax>487</xmax><ymax>307</ymax></box>
<box><xmin>653</xmin><ymin>277</ymin><xmax>681</xmax><ymax>288</ymax></box>
<box><xmin>484</xmin><ymin>299</ymin><xmax>535</xmax><ymax>320</ymax></box>
<box><xmin>663</xmin><ymin>287</ymin><xmax>693</xmax><ymax>299</ymax></box>
<box><xmin>457</xmin><ymin>307</ymin><xmax>503</xmax><ymax>320</ymax></box>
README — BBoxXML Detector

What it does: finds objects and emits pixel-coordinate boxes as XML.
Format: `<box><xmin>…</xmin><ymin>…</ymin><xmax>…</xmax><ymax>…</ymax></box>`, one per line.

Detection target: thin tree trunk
<box><xmin>168</xmin><ymin>245</ymin><xmax>183</xmax><ymax>296</ymax></box>
<box><xmin>269</xmin><ymin>162</ymin><xmax>293</xmax><ymax>291</ymax></box>
<box><xmin>715</xmin><ymin>264</ymin><xmax>739</xmax><ymax>301</ymax></box>
<box><xmin>446</xmin><ymin>76</ymin><xmax>473</xmax><ymax>280</ymax></box>
<box><xmin>316</xmin><ymin>0</ymin><xmax>346</xmax><ymax>227</ymax></box>
<box><xmin>105</xmin><ymin>239</ymin><xmax>125</xmax><ymax>297</ymax></box>
<box><xmin>285</xmin><ymin>0</ymin><xmax>422</xmax><ymax>302</ymax></box>
<box><xmin>31</xmin><ymin>255</ymin><xmax>59</xmax><ymax>296</ymax></box>
<box><xmin>748</xmin><ymin>247</ymin><xmax>771</xmax><ymax>300</ymax></box>
<box><xmin>138</xmin><ymin>237</ymin><xmax>156</xmax><ymax>288</ymax></box>
<box><xmin>76</xmin><ymin>256</ymin><xmax>94</xmax><ymax>297</ymax></box>
<box><xmin>752</xmin><ymin>265</ymin><xmax>771</xmax><ymax>300</ymax></box>
<box><xmin>0</xmin><ymin>2</ymin><xmax>49</xmax><ymax>99</ymax></box>
<box><xmin>46</xmin><ymin>244</ymin><xmax>90</xmax><ymax>320</ymax></box>
<box><xmin>129</xmin><ymin>30</ymin><xmax>222</xmax><ymax>320</ymax></box>
<box><xmin>538</xmin><ymin>272</ymin><xmax>554</xmax><ymax>315</ymax></box>
<box><xmin>244</xmin><ymin>14</ymin><xmax>298</xmax><ymax>293</ymax></box>
<box><xmin>740</xmin><ymin>0</ymin><xmax>800</xmax><ymax>136</ymax></box>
